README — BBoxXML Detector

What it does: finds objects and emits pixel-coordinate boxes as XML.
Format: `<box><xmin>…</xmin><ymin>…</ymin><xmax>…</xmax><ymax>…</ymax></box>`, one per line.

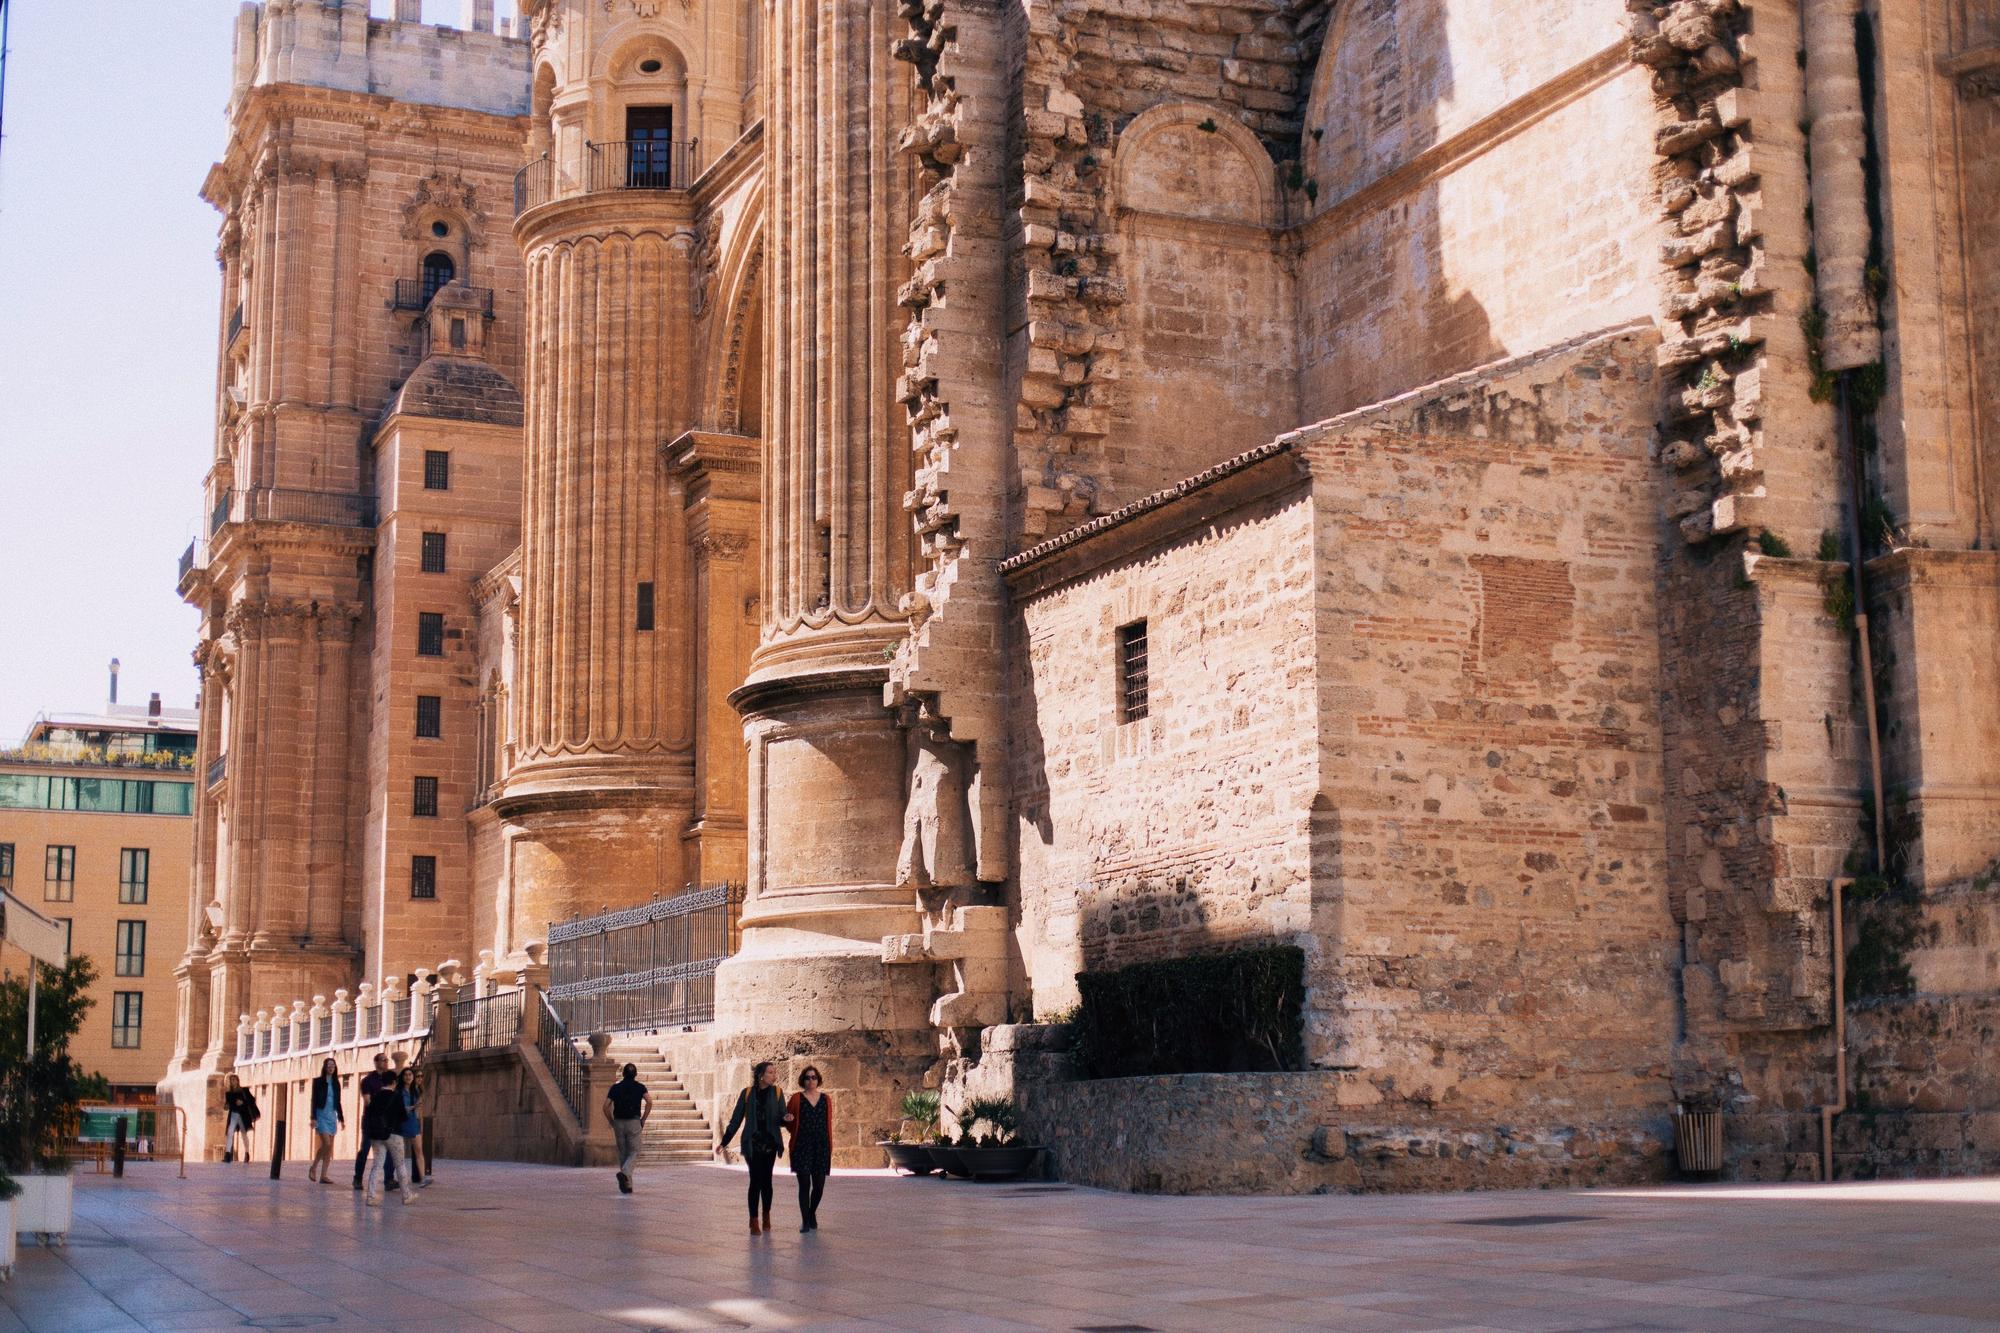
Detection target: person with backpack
<box><xmin>716</xmin><ymin>1061</ymin><xmax>786</xmax><ymax>1234</ymax></box>
<box><xmin>360</xmin><ymin>1066</ymin><xmax>419</xmax><ymax>1207</ymax></box>
<box><xmin>221</xmin><ymin>1075</ymin><xmax>259</xmax><ymax>1163</ymax></box>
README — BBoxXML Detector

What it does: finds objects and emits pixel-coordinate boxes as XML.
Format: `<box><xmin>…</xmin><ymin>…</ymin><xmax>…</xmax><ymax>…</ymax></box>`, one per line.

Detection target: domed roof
<box><xmin>385</xmin><ymin>356</ymin><xmax>524</xmax><ymax>428</ymax></box>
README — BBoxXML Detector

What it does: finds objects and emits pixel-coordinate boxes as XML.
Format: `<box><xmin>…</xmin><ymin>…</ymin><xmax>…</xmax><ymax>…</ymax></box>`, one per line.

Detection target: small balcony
<box><xmin>226</xmin><ymin>305</ymin><xmax>244</xmax><ymax>348</ymax></box>
<box><xmin>393</xmin><ymin>279</ymin><xmax>495</xmax><ymax>314</ymax></box>
<box><xmin>514</xmin><ymin>138</ymin><xmax>701</xmax><ymax>216</ymax></box>
<box><xmin>208</xmin><ymin>487</ymin><xmax>378</xmax><ymax>536</ymax></box>
<box><xmin>206</xmin><ymin>753</ymin><xmax>227</xmax><ymax>789</ymax></box>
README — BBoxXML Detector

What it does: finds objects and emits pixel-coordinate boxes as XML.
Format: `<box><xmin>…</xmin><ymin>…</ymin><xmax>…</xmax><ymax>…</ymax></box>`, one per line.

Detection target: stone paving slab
<box><xmin>5</xmin><ymin>1164</ymin><xmax>1999</xmax><ymax>1332</ymax></box>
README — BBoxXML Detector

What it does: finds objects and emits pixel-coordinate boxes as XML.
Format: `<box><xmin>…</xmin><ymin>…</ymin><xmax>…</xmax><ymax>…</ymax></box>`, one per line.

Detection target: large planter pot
<box><xmin>15</xmin><ymin>1173</ymin><xmax>73</xmax><ymax>1246</ymax></box>
<box><xmin>2</xmin><ymin>1197</ymin><xmax>16</xmax><ymax>1280</ymax></box>
<box><xmin>927</xmin><ymin>1144</ymin><xmax>972</xmax><ymax>1178</ymax></box>
<box><xmin>956</xmin><ymin>1144</ymin><xmax>1044</xmax><ymax>1181</ymax></box>
<box><xmin>879</xmin><ymin>1141</ymin><xmax>935</xmax><ymax>1176</ymax></box>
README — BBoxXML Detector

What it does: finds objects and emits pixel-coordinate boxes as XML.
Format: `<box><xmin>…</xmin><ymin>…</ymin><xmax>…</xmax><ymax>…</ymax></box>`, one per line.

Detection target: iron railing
<box><xmin>393</xmin><ymin>278</ymin><xmax>495</xmax><ymax>314</ymax></box>
<box><xmin>206</xmin><ymin>754</ymin><xmax>227</xmax><ymax>788</ymax></box>
<box><xmin>513</xmin><ymin>140</ymin><xmax>701</xmax><ymax>216</ymax></box>
<box><xmin>547</xmin><ymin>882</ymin><xmax>744</xmax><ymax>1034</ymax></box>
<box><xmin>537</xmin><ymin>990</ymin><xmax>587</xmax><ymax>1123</ymax></box>
<box><xmin>452</xmin><ymin>989</ymin><xmax>523</xmax><ymax>1049</ymax></box>
<box><xmin>177</xmin><ymin>540</ymin><xmax>201</xmax><ymax>584</ymax></box>
<box><xmin>208</xmin><ymin>487</ymin><xmax>377</xmax><ymax>533</ymax></box>
<box><xmin>226</xmin><ymin>304</ymin><xmax>244</xmax><ymax>347</ymax></box>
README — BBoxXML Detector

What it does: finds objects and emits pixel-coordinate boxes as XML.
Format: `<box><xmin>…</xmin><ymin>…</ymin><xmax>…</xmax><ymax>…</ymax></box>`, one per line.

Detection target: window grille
<box><xmin>412</xmin><ymin>854</ymin><xmax>438</xmax><ymax>900</ymax></box>
<box><xmin>1117</xmin><ymin>620</ymin><xmax>1150</xmax><ymax>723</ymax></box>
<box><xmin>418</xmin><ymin>611</ymin><xmax>445</xmax><ymax>657</ymax></box>
<box><xmin>423</xmin><ymin>450</ymin><xmax>451</xmax><ymax>491</ymax></box>
<box><xmin>416</xmin><ymin>695</ymin><xmax>442</xmax><ymax>738</ymax></box>
<box><xmin>413</xmin><ymin>776</ymin><xmax>439</xmax><ymax>818</ymax></box>
<box><xmin>421</xmin><ymin>531</ymin><xmax>447</xmax><ymax>573</ymax></box>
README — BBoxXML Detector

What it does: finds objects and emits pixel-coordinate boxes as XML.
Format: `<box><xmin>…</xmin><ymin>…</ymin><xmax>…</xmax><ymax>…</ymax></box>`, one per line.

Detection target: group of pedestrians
<box><xmin>217</xmin><ymin>1053</ymin><xmax>430</xmax><ymax>1207</ymax></box>
<box><xmin>600</xmin><ymin>1059</ymin><xmax>834</xmax><ymax>1235</ymax></box>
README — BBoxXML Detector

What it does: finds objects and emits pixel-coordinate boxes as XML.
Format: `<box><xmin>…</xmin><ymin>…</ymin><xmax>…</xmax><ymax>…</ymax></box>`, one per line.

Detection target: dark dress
<box><xmin>789</xmin><ymin>1093</ymin><xmax>831</xmax><ymax>1177</ymax></box>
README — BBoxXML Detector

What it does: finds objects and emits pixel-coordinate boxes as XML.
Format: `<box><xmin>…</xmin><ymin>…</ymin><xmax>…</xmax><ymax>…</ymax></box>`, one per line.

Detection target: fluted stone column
<box><xmin>714</xmin><ymin>0</ymin><xmax>932</xmax><ymax>1163</ymax></box>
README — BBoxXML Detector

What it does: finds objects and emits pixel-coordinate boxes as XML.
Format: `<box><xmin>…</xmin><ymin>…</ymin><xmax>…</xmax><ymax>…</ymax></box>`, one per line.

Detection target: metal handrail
<box><xmin>393</xmin><ymin>278</ymin><xmax>495</xmax><ymax>314</ymax></box>
<box><xmin>536</xmin><ymin>991</ymin><xmax>587</xmax><ymax>1123</ymax></box>
<box><xmin>513</xmin><ymin>139</ymin><xmax>701</xmax><ymax>217</ymax></box>
<box><xmin>208</xmin><ymin>487</ymin><xmax>377</xmax><ymax>533</ymax></box>
<box><xmin>546</xmin><ymin>882</ymin><xmax>743</xmax><ymax>1033</ymax></box>
<box><xmin>206</xmin><ymin>754</ymin><xmax>227</xmax><ymax>788</ymax></box>
<box><xmin>452</xmin><ymin>989</ymin><xmax>523</xmax><ymax>1050</ymax></box>
<box><xmin>226</xmin><ymin>305</ymin><xmax>244</xmax><ymax>347</ymax></box>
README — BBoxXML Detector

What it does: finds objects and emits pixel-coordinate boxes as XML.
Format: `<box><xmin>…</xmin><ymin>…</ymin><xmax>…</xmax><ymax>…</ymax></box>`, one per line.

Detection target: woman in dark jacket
<box><xmin>785</xmin><ymin>1066</ymin><xmax>833</xmax><ymax>1233</ymax></box>
<box><xmin>222</xmin><ymin>1075</ymin><xmax>259</xmax><ymax>1164</ymax></box>
<box><xmin>717</xmin><ymin>1061</ymin><xmax>785</xmax><ymax>1235</ymax></box>
<box><xmin>307</xmin><ymin>1058</ymin><xmax>343</xmax><ymax>1183</ymax></box>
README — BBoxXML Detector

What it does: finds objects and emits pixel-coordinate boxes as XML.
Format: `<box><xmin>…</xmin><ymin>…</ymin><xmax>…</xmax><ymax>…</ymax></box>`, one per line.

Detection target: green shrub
<box><xmin>1075</xmin><ymin>944</ymin><xmax>1306</xmax><ymax>1079</ymax></box>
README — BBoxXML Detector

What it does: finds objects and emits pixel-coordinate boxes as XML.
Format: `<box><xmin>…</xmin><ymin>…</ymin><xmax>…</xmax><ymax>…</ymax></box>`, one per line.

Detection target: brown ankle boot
<box><xmin>762</xmin><ymin>1207</ymin><xmax>772</xmax><ymax>1233</ymax></box>
<box><xmin>749</xmin><ymin>1216</ymin><xmax>761</xmax><ymax>1235</ymax></box>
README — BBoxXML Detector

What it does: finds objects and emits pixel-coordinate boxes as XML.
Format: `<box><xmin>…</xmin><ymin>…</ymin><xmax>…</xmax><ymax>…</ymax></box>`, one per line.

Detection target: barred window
<box><xmin>411</xmin><ymin>854</ymin><xmax>438</xmax><ymax>900</ymax></box>
<box><xmin>112</xmin><ymin>992</ymin><xmax>143</xmax><ymax>1048</ymax></box>
<box><xmin>421</xmin><ymin>531</ymin><xmax>448</xmax><ymax>573</ymax></box>
<box><xmin>636</xmin><ymin>581</ymin><xmax>655</xmax><ymax>632</ymax></box>
<box><xmin>415</xmin><ymin>695</ymin><xmax>442</xmax><ymax>739</ymax></box>
<box><xmin>119</xmin><ymin>847</ymin><xmax>149</xmax><ymax>903</ymax></box>
<box><xmin>1117</xmin><ymin>620</ymin><xmax>1150</xmax><ymax>723</ymax></box>
<box><xmin>413</xmin><ymin>775</ymin><xmax>439</xmax><ymax>818</ymax></box>
<box><xmin>45</xmin><ymin>845</ymin><xmax>75</xmax><ymax>902</ymax></box>
<box><xmin>116</xmin><ymin>920</ymin><xmax>146</xmax><ymax>977</ymax></box>
<box><xmin>423</xmin><ymin>450</ymin><xmax>451</xmax><ymax>491</ymax></box>
<box><xmin>417</xmin><ymin>612</ymin><xmax>445</xmax><ymax>657</ymax></box>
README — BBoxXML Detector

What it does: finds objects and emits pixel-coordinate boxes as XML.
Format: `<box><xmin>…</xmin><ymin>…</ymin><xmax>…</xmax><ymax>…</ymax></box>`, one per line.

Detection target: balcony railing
<box><xmin>393</xmin><ymin>279</ymin><xmax>495</xmax><ymax>314</ymax></box>
<box><xmin>178</xmin><ymin>539</ymin><xmax>199</xmax><ymax>584</ymax></box>
<box><xmin>206</xmin><ymin>753</ymin><xmax>227</xmax><ymax>789</ymax></box>
<box><xmin>208</xmin><ymin>487</ymin><xmax>377</xmax><ymax>534</ymax></box>
<box><xmin>226</xmin><ymin>305</ymin><xmax>244</xmax><ymax>347</ymax></box>
<box><xmin>513</xmin><ymin>139</ymin><xmax>700</xmax><ymax>216</ymax></box>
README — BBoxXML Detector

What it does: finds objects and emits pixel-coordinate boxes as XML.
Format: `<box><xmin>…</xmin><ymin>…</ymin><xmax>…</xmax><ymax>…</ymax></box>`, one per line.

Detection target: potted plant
<box><xmin>2</xmin><ymin>957</ymin><xmax>105</xmax><ymax>1248</ymax></box>
<box><xmin>950</xmin><ymin>1096</ymin><xmax>1043</xmax><ymax>1181</ymax></box>
<box><xmin>880</xmin><ymin>1089</ymin><xmax>939</xmax><ymax>1175</ymax></box>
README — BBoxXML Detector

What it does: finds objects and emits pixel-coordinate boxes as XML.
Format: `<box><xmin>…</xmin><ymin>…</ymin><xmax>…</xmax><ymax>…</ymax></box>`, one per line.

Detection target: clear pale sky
<box><xmin>0</xmin><ymin>1</ymin><xmax>518</xmax><ymax>741</ymax></box>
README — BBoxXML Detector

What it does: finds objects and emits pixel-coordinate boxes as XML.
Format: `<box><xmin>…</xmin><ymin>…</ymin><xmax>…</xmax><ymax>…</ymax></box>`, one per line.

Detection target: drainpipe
<box><xmin>1804</xmin><ymin>0</ymin><xmax>1886</xmax><ymax>1184</ymax></box>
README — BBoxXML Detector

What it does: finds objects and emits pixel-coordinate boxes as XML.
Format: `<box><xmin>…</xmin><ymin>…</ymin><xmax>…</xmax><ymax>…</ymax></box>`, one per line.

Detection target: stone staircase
<box><xmin>604</xmin><ymin>1040</ymin><xmax>713</xmax><ymax>1165</ymax></box>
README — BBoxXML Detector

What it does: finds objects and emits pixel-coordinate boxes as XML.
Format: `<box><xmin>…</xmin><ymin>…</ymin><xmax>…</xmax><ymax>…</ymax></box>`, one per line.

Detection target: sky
<box><xmin>0</xmin><ymin>1</ymin><xmax>519</xmax><ymax>742</ymax></box>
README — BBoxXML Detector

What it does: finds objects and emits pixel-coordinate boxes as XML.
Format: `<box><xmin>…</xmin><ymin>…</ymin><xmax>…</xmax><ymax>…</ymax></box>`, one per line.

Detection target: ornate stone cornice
<box><xmin>224</xmin><ymin>598</ymin><xmax>364</xmax><ymax>642</ymax></box>
<box><xmin>402</xmin><ymin>170</ymin><xmax>485</xmax><ymax>239</ymax></box>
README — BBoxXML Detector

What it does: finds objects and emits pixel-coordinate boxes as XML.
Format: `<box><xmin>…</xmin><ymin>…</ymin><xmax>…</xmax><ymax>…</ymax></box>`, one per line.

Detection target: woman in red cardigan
<box><xmin>785</xmin><ymin>1067</ymin><xmax>833</xmax><ymax>1232</ymax></box>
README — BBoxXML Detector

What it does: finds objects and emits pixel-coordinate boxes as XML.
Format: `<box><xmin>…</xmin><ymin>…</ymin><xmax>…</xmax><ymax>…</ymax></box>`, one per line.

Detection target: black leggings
<box><xmin>796</xmin><ymin>1171</ymin><xmax>826</xmax><ymax>1224</ymax></box>
<box><xmin>746</xmin><ymin>1149</ymin><xmax>777</xmax><ymax>1218</ymax></box>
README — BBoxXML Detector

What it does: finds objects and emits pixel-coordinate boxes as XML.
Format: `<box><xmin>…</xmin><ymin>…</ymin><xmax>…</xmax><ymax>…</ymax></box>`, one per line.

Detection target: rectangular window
<box><xmin>119</xmin><ymin>848</ymin><xmax>150</xmax><ymax>904</ymax></box>
<box><xmin>44</xmin><ymin>845</ymin><xmax>75</xmax><ymax>902</ymax></box>
<box><xmin>115</xmin><ymin>920</ymin><xmax>146</xmax><ymax>977</ymax></box>
<box><xmin>0</xmin><ymin>841</ymin><xmax>12</xmax><ymax>891</ymax></box>
<box><xmin>53</xmin><ymin>918</ymin><xmax>72</xmax><ymax>956</ymax></box>
<box><xmin>421</xmin><ymin>531</ymin><xmax>448</xmax><ymax>573</ymax></box>
<box><xmin>636</xmin><ymin>581</ymin><xmax>656</xmax><ymax>632</ymax></box>
<box><xmin>423</xmin><ymin>450</ymin><xmax>451</xmax><ymax>490</ymax></box>
<box><xmin>417</xmin><ymin>612</ymin><xmax>446</xmax><ymax>657</ymax></box>
<box><xmin>1117</xmin><ymin>619</ymin><xmax>1150</xmax><ymax>724</ymax></box>
<box><xmin>411</xmin><ymin>855</ymin><xmax>438</xmax><ymax>900</ymax></box>
<box><xmin>111</xmin><ymin>992</ymin><xmax>142</xmax><ymax>1048</ymax></box>
<box><xmin>413</xmin><ymin>776</ymin><xmax>439</xmax><ymax>818</ymax></box>
<box><xmin>415</xmin><ymin>695</ymin><xmax>442</xmax><ymax>739</ymax></box>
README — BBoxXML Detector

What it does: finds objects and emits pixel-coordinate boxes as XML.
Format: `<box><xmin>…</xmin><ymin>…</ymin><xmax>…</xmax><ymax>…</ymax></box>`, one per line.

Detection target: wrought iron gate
<box><xmin>546</xmin><ymin>883</ymin><xmax>744</xmax><ymax>1034</ymax></box>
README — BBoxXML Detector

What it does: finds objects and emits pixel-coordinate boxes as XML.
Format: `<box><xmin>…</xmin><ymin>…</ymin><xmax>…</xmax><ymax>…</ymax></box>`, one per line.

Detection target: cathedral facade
<box><xmin>165</xmin><ymin>0</ymin><xmax>2000</xmax><ymax>1186</ymax></box>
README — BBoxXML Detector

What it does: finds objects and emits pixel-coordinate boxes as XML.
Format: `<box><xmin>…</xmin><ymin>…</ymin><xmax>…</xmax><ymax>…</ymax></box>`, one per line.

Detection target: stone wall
<box><xmin>425</xmin><ymin>1042</ymin><xmax>584</xmax><ymax>1166</ymax></box>
<box><xmin>1005</xmin><ymin>451</ymin><xmax>1320</xmax><ymax>1021</ymax></box>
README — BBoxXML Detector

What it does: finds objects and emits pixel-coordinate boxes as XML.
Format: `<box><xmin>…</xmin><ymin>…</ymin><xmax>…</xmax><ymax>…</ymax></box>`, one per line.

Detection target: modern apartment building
<box><xmin>0</xmin><ymin>676</ymin><xmax>196</xmax><ymax>1103</ymax></box>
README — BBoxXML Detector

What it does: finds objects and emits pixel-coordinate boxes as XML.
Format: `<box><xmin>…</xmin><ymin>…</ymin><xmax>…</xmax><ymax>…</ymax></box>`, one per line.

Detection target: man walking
<box><xmin>352</xmin><ymin>1053</ymin><xmax>397</xmax><ymax>1192</ymax></box>
<box><xmin>603</xmin><ymin>1062</ymin><xmax>652</xmax><ymax>1194</ymax></box>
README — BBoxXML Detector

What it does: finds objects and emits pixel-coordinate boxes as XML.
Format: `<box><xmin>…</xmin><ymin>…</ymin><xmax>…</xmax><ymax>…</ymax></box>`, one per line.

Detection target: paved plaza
<box><xmin>6</xmin><ymin>1162</ymin><xmax>1999</xmax><ymax>1332</ymax></box>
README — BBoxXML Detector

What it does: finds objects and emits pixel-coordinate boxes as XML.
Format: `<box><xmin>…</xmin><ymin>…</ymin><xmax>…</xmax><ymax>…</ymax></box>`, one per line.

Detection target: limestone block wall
<box><xmin>1006</xmin><ymin>456</ymin><xmax>1320</xmax><ymax>1020</ymax></box>
<box><xmin>239</xmin><ymin>0</ymin><xmax>530</xmax><ymax>119</ymax></box>
<box><xmin>1296</xmin><ymin>0</ymin><xmax>1657</xmax><ymax>424</ymax></box>
<box><xmin>1299</xmin><ymin>327</ymin><xmax>1679</xmax><ymax>1131</ymax></box>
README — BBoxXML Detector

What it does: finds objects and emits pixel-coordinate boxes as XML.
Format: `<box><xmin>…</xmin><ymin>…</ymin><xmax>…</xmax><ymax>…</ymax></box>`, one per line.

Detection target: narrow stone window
<box><xmin>413</xmin><ymin>775</ymin><xmax>439</xmax><ymax>818</ymax></box>
<box><xmin>415</xmin><ymin>694</ymin><xmax>442</xmax><ymax>739</ymax></box>
<box><xmin>119</xmin><ymin>847</ymin><xmax>149</xmax><ymax>904</ymax></box>
<box><xmin>636</xmin><ymin>581</ymin><xmax>656</xmax><ymax>632</ymax></box>
<box><xmin>111</xmin><ymin>992</ymin><xmax>143</xmax><ymax>1048</ymax></box>
<box><xmin>115</xmin><ymin>920</ymin><xmax>146</xmax><ymax>977</ymax></box>
<box><xmin>411</xmin><ymin>855</ymin><xmax>438</xmax><ymax>901</ymax></box>
<box><xmin>417</xmin><ymin>611</ymin><xmax>445</xmax><ymax>657</ymax></box>
<box><xmin>1117</xmin><ymin>619</ymin><xmax>1150</xmax><ymax>723</ymax></box>
<box><xmin>423</xmin><ymin>449</ymin><xmax>451</xmax><ymax>491</ymax></box>
<box><xmin>450</xmin><ymin>316</ymin><xmax>467</xmax><ymax>350</ymax></box>
<box><xmin>421</xmin><ymin>531</ymin><xmax>447</xmax><ymax>573</ymax></box>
